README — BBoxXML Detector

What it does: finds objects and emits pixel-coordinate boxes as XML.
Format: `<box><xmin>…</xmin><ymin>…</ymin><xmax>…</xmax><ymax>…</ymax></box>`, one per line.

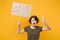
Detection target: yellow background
<box><xmin>0</xmin><ymin>0</ymin><xmax>60</xmax><ymax>40</ymax></box>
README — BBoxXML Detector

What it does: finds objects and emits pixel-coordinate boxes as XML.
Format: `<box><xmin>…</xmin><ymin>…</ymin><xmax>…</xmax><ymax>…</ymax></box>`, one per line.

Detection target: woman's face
<box><xmin>31</xmin><ymin>18</ymin><xmax>37</xmax><ymax>26</ymax></box>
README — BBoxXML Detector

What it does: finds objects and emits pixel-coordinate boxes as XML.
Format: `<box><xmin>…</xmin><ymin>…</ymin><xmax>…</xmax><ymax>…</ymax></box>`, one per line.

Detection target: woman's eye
<box><xmin>32</xmin><ymin>20</ymin><xmax>35</xmax><ymax>21</ymax></box>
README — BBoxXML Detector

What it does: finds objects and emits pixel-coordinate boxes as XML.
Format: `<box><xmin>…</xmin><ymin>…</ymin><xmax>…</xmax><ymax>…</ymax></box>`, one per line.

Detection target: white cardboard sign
<box><xmin>11</xmin><ymin>2</ymin><xmax>32</xmax><ymax>17</ymax></box>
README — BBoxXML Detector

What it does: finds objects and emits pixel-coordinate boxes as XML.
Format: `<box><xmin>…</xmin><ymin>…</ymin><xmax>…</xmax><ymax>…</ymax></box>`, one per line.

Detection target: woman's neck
<box><xmin>30</xmin><ymin>25</ymin><xmax>36</xmax><ymax>29</ymax></box>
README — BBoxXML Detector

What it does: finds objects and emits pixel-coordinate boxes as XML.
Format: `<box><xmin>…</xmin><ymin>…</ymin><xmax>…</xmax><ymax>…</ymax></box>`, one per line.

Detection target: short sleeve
<box><xmin>38</xmin><ymin>26</ymin><xmax>43</xmax><ymax>32</ymax></box>
<box><xmin>24</xmin><ymin>27</ymin><xmax>28</xmax><ymax>32</ymax></box>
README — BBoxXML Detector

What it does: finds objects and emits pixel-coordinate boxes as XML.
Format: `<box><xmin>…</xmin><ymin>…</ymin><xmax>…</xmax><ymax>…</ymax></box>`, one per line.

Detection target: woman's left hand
<box><xmin>42</xmin><ymin>16</ymin><xmax>47</xmax><ymax>25</ymax></box>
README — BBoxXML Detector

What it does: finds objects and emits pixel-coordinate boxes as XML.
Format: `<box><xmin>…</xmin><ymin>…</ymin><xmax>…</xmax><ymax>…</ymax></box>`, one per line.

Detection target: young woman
<box><xmin>17</xmin><ymin>15</ymin><xmax>51</xmax><ymax>40</ymax></box>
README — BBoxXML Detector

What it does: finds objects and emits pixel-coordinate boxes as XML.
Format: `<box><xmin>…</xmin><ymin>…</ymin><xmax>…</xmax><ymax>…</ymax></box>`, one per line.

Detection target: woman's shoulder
<box><xmin>36</xmin><ymin>26</ymin><xmax>42</xmax><ymax>27</ymax></box>
<box><xmin>24</xmin><ymin>25</ymin><xmax>30</xmax><ymax>28</ymax></box>
<box><xmin>36</xmin><ymin>26</ymin><xmax>42</xmax><ymax>28</ymax></box>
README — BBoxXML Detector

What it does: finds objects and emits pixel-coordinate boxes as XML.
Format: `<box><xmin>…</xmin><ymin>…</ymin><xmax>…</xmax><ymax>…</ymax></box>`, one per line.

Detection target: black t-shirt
<box><xmin>24</xmin><ymin>26</ymin><xmax>42</xmax><ymax>40</ymax></box>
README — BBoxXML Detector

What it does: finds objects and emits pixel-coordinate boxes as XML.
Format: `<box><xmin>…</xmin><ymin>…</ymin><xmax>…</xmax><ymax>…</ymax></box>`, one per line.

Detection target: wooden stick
<box><xmin>18</xmin><ymin>16</ymin><xmax>20</xmax><ymax>21</ymax></box>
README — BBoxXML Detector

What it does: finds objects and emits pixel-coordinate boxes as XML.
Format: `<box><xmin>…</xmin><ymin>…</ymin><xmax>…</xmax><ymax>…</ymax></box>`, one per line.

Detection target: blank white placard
<box><xmin>11</xmin><ymin>2</ymin><xmax>32</xmax><ymax>17</ymax></box>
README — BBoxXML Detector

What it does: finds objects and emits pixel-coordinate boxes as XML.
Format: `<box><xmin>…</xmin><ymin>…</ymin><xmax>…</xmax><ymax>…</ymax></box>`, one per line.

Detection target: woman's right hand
<box><xmin>17</xmin><ymin>21</ymin><xmax>20</xmax><ymax>27</ymax></box>
<box><xmin>17</xmin><ymin>21</ymin><xmax>25</xmax><ymax>34</ymax></box>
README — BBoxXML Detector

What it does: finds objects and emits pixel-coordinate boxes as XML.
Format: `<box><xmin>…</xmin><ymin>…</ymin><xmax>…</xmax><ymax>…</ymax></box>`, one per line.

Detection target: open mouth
<box><xmin>33</xmin><ymin>23</ymin><xmax>35</xmax><ymax>24</ymax></box>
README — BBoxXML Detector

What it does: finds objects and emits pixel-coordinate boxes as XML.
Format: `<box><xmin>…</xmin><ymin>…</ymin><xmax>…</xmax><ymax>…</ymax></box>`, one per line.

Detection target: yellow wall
<box><xmin>0</xmin><ymin>0</ymin><xmax>60</xmax><ymax>40</ymax></box>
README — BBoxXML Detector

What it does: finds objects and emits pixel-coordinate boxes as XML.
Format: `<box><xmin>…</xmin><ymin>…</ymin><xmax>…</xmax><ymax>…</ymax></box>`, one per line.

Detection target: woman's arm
<box><xmin>42</xmin><ymin>16</ymin><xmax>51</xmax><ymax>31</ymax></box>
<box><xmin>42</xmin><ymin>24</ymin><xmax>51</xmax><ymax>31</ymax></box>
<box><xmin>17</xmin><ymin>21</ymin><xmax>25</xmax><ymax>34</ymax></box>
